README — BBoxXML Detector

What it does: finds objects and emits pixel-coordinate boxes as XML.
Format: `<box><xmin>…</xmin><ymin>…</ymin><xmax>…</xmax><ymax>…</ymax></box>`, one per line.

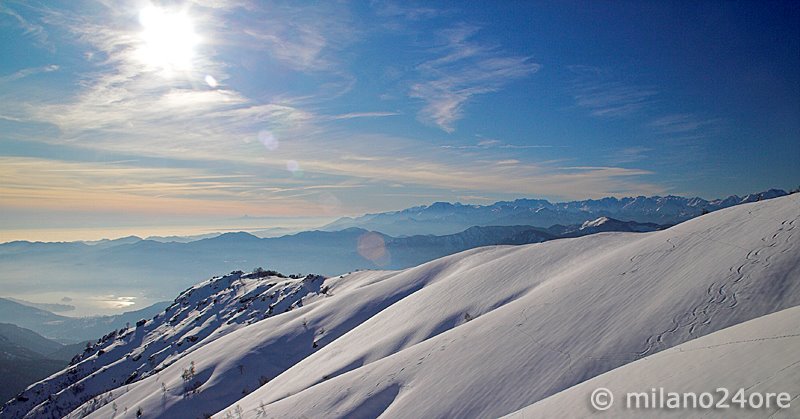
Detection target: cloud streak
<box><xmin>410</xmin><ymin>25</ymin><xmax>540</xmax><ymax>132</ymax></box>
<box><xmin>648</xmin><ymin>113</ymin><xmax>721</xmax><ymax>135</ymax></box>
<box><xmin>567</xmin><ymin>65</ymin><xmax>658</xmax><ymax>118</ymax></box>
<box><xmin>328</xmin><ymin>111</ymin><xmax>401</xmax><ymax>120</ymax></box>
<box><xmin>441</xmin><ymin>138</ymin><xmax>564</xmax><ymax>150</ymax></box>
<box><xmin>235</xmin><ymin>1</ymin><xmax>357</xmax><ymax>101</ymax></box>
<box><xmin>0</xmin><ymin>3</ymin><xmax>52</xmax><ymax>50</ymax></box>
<box><xmin>0</xmin><ymin>64</ymin><xmax>59</xmax><ymax>82</ymax></box>
<box><xmin>0</xmin><ymin>156</ymin><xmax>352</xmax><ymax>217</ymax></box>
<box><xmin>572</xmin><ymin>81</ymin><xmax>658</xmax><ymax>118</ymax></box>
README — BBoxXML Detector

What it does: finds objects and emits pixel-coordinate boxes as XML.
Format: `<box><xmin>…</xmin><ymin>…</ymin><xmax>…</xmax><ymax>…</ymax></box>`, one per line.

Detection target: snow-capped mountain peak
<box><xmin>580</xmin><ymin>216</ymin><xmax>611</xmax><ymax>229</ymax></box>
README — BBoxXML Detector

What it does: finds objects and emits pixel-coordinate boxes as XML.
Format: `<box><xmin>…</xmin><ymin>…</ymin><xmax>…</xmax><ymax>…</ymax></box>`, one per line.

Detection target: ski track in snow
<box><xmin>504</xmin><ymin>306</ymin><xmax>800</xmax><ymax>418</ymax></box>
<box><xmin>636</xmin><ymin>212</ymin><xmax>798</xmax><ymax>358</ymax></box>
<box><xmin>550</xmin><ymin>207</ymin><xmax>798</xmax><ymax>364</ymax></box>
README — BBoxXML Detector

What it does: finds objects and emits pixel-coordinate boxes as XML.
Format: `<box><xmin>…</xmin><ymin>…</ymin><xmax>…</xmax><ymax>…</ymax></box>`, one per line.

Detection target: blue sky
<box><xmin>1</xmin><ymin>0</ymin><xmax>798</xmax><ymax>240</ymax></box>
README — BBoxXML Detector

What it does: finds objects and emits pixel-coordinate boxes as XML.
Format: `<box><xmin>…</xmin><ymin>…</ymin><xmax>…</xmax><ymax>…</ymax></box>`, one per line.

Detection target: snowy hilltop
<box><xmin>2</xmin><ymin>193</ymin><xmax>798</xmax><ymax>418</ymax></box>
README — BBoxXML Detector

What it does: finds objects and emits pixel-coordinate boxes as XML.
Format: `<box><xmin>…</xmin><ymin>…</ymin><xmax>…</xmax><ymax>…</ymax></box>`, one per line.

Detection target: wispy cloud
<box><xmin>0</xmin><ymin>64</ymin><xmax>59</xmax><ymax>82</ymax></box>
<box><xmin>8</xmin><ymin>2</ymin><xmax>319</xmax><ymax>165</ymax></box>
<box><xmin>0</xmin><ymin>156</ymin><xmax>349</xmax><ymax>217</ymax></box>
<box><xmin>242</xmin><ymin>26</ymin><xmax>328</xmax><ymax>72</ymax></box>
<box><xmin>238</xmin><ymin>2</ymin><xmax>355</xmax><ymax>77</ymax></box>
<box><xmin>568</xmin><ymin>66</ymin><xmax>723</xmax><ymax>172</ymax></box>
<box><xmin>0</xmin><ymin>114</ymin><xmax>24</xmax><ymax>122</ymax></box>
<box><xmin>369</xmin><ymin>1</ymin><xmax>448</xmax><ymax>33</ymax></box>
<box><xmin>410</xmin><ymin>25</ymin><xmax>540</xmax><ymax>132</ymax></box>
<box><xmin>608</xmin><ymin>146</ymin><xmax>651</xmax><ymax>164</ymax></box>
<box><xmin>371</xmin><ymin>1</ymin><xmax>443</xmax><ymax>21</ymax></box>
<box><xmin>648</xmin><ymin>113</ymin><xmax>721</xmax><ymax>135</ymax></box>
<box><xmin>293</xmin><ymin>138</ymin><xmax>664</xmax><ymax>200</ymax></box>
<box><xmin>495</xmin><ymin>159</ymin><xmax>520</xmax><ymax>166</ymax></box>
<box><xmin>328</xmin><ymin>111</ymin><xmax>400</xmax><ymax>120</ymax></box>
<box><xmin>568</xmin><ymin>66</ymin><xmax>658</xmax><ymax>118</ymax></box>
<box><xmin>0</xmin><ymin>3</ymin><xmax>52</xmax><ymax>50</ymax></box>
<box><xmin>572</xmin><ymin>81</ymin><xmax>658</xmax><ymax>118</ymax></box>
<box><xmin>441</xmin><ymin>138</ymin><xmax>562</xmax><ymax>150</ymax></box>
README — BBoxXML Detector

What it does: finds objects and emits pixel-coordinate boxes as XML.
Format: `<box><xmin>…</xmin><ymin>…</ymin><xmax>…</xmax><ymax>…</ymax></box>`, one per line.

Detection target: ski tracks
<box><xmin>639</xmin><ymin>215</ymin><xmax>798</xmax><ymax>357</ymax></box>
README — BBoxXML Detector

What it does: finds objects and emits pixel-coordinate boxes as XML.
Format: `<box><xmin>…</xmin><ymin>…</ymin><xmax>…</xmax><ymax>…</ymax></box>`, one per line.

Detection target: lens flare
<box><xmin>258</xmin><ymin>131</ymin><xmax>280</xmax><ymax>150</ymax></box>
<box><xmin>357</xmin><ymin>232</ymin><xmax>390</xmax><ymax>266</ymax></box>
<box><xmin>286</xmin><ymin>159</ymin><xmax>303</xmax><ymax>177</ymax></box>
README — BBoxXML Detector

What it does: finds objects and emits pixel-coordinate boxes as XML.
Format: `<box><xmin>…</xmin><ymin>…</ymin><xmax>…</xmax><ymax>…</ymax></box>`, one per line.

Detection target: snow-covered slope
<box><xmin>2</xmin><ymin>271</ymin><xmax>328</xmax><ymax>418</ymax></box>
<box><xmin>4</xmin><ymin>194</ymin><xmax>798</xmax><ymax>418</ymax></box>
<box><xmin>503</xmin><ymin>305</ymin><xmax>800</xmax><ymax>418</ymax></box>
<box><xmin>224</xmin><ymin>194</ymin><xmax>800</xmax><ymax>418</ymax></box>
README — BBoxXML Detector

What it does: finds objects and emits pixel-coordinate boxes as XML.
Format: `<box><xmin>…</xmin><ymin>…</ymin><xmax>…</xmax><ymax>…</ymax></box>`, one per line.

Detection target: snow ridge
<box><xmin>3</xmin><ymin>270</ymin><xmax>327</xmax><ymax>418</ymax></box>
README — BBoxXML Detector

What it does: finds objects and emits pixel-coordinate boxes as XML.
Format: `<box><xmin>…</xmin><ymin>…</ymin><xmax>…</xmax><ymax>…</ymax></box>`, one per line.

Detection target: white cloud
<box><xmin>238</xmin><ymin>3</ymin><xmax>356</xmax><ymax>74</ymax></box>
<box><xmin>372</xmin><ymin>2</ymin><xmax>443</xmax><ymax>21</ymax></box>
<box><xmin>12</xmin><ymin>2</ymin><xmax>316</xmax><ymax>165</ymax></box>
<box><xmin>609</xmin><ymin>147</ymin><xmax>652</xmax><ymax>164</ymax></box>
<box><xmin>0</xmin><ymin>64</ymin><xmax>59</xmax><ymax>82</ymax></box>
<box><xmin>410</xmin><ymin>25</ymin><xmax>540</xmax><ymax>132</ymax></box>
<box><xmin>0</xmin><ymin>156</ymin><xmax>356</xmax><ymax>217</ymax></box>
<box><xmin>649</xmin><ymin>113</ymin><xmax>721</xmax><ymax>134</ymax></box>
<box><xmin>572</xmin><ymin>81</ymin><xmax>658</xmax><ymax>117</ymax></box>
<box><xmin>441</xmin><ymin>138</ymin><xmax>561</xmax><ymax>150</ymax></box>
<box><xmin>495</xmin><ymin>159</ymin><xmax>520</xmax><ymax>166</ymax></box>
<box><xmin>328</xmin><ymin>111</ymin><xmax>401</xmax><ymax>120</ymax></box>
<box><xmin>0</xmin><ymin>3</ymin><xmax>52</xmax><ymax>50</ymax></box>
<box><xmin>568</xmin><ymin>66</ymin><xmax>658</xmax><ymax>118</ymax></box>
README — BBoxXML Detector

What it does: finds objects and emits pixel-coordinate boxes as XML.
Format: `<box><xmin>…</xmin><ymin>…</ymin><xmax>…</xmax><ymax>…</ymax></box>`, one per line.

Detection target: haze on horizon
<box><xmin>1</xmin><ymin>1</ymin><xmax>798</xmax><ymax>242</ymax></box>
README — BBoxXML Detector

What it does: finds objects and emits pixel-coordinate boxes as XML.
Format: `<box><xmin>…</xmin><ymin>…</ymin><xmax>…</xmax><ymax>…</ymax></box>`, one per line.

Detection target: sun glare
<box><xmin>137</xmin><ymin>6</ymin><xmax>199</xmax><ymax>73</ymax></box>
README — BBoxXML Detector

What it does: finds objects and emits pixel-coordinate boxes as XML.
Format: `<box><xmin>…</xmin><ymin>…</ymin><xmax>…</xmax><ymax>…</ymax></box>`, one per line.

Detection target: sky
<box><xmin>1</xmin><ymin>0</ymin><xmax>798</xmax><ymax>241</ymax></box>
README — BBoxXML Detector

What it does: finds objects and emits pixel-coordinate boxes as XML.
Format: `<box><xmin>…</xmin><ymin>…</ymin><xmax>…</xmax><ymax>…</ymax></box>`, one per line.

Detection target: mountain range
<box><xmin>0</xmin><ymin>189</ymin><xmax>785</xmax><ymax>319</ymax></box>
<box><xmin>2</xmin><ymin>193</ymin><xmax>797</xmax><ymax>418</ymax></box>
<box><xmin>322</xmin><ymin>188</ymin><xmax>788</xmax><ymax>236</ymax></box>
<box><xmin>0</xmin><ymin>218</ymin><xmax>666</xmax><ymax>318</ymax></box>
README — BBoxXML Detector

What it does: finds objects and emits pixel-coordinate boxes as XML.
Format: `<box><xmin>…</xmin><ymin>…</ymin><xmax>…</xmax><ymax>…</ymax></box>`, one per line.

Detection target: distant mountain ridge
<box><xmin>0</xmin><ymin>219</ymin><xmax>667</xmax><ymax>316</ymax></box>
<box><xmin>4</xmin><ymin>297</ymin><xmax>75</xmax><ymax>313</ymax></box>
<box><xmin>0</xmin><ymin>189</ymin><xmax>786</xmax><ymax>321</ymax></box>
<box><xmin>0</xmin><ymin>299</ymin><xmax>170</xmax><ymax>343</ymax></box>
<box><xmin>322</xmin><ymin>189</ymin><xmax>788</xmax><ymax>236</ymax></box>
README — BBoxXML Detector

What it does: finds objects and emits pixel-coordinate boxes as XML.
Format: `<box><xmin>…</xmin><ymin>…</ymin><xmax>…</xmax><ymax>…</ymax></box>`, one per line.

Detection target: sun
<box><xmin>137</xmin><ymin>6</ymin><xmax>199</xmax><ymax>73</ymax></box>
